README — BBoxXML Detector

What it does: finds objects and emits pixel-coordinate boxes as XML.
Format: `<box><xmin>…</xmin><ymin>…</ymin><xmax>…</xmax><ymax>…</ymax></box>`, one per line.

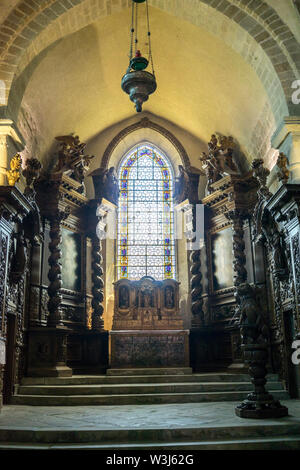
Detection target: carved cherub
<box><xmin>6</xmin><ymin>153</ymin><xmax>22</xmax><ymax>186</ymax></box>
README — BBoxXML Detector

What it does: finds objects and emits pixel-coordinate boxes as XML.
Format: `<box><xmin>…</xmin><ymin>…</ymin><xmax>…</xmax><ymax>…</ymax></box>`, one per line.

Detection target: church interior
<box><xmin>0</xmin><ymin>0</ymin><xmax>300</xmax><ymax>452</ymax></box>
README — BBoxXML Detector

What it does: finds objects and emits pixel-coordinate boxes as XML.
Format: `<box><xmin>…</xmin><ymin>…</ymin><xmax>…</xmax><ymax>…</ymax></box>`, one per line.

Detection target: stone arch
<box><xmin>0</xmin><ymin>0</ymin><xmax>299</xmax><ymax>115</ymax></box>
<box><xmin>101</xmin><ymin>117</ymin><xmax>191</xmax><ymax>172</ymax></box>
<box><xmin>99</xmin><ymin>117</ymin><xmax>192</xmax><ymax>328</ymax></box>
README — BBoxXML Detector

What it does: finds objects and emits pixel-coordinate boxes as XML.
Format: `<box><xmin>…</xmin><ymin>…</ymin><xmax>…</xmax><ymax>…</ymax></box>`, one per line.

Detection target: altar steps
<box><xmin>12</xmin><ymin>369</ymin><xmax>288</xmax><ymax>406</ymax></box>
<box><xmin>0</xmin><ymin>423</ymin><xmax>299</xmax><ymax>450</ymax></box>
<box><xmin>21</xmin><ymin>371</ymin><xmax>269</xmax><ymax>385</ymax></box>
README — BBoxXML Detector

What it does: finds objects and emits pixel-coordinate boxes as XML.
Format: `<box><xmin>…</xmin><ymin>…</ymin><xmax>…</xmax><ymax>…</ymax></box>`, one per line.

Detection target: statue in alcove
<box><xmin>165</xmin><ymin>286</ymin><xmax>174</xmax><ymax>309</ymax></box>
<box><xmin>142</xmin><ymin>290</ymin><xmax>152</xmax><ymax>308</ymax></box>
<box><xmin>119</xmin><ymin>286</ymin><xmax>129</xmax><ymax>309</ymax></box>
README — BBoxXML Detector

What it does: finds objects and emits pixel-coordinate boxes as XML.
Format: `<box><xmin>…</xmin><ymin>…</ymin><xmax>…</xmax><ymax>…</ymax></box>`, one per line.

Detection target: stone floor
<box><xmin>0</xmin><ymin>400</ymin><xmax>299</xmax><ymax>430</ymax></box>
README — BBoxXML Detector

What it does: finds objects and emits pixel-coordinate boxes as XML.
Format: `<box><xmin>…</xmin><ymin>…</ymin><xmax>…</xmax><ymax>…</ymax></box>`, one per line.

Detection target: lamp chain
<box><xmin>129</xmin><ymin>0</ymin><xmax>135</xmax><ymax>61</ymax></box>
<box><xmin>146</xmin><ymin>0</ymin><xmax>155</xmax><ymax>76</ymax></box>
<box><xmin>135</xmin><ymin>2</ymin><xmax>138</xmax><ymax>49</ymax></box>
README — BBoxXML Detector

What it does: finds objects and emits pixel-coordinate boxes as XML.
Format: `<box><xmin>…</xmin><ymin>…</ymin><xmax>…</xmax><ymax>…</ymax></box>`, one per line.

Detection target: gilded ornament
<box><xmin>6</xmin><ymin>153</ymin><xmax>22</xmax><ymax>186</ymax></box>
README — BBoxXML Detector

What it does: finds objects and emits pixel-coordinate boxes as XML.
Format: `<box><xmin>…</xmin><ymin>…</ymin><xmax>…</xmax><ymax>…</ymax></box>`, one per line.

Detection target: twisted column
<box><xmin>230</xmin><ymin>211</ymin><xmax>247</xmax><ymax>288</ymax></box>
<box><xmin>91</xmin><ymin>235</ymin><xmax>104</xmax><ymax>330</ymax></box>
<box><xmin>188</xmin><ymin>204</ymin><xmax>204</xmax><ymax>326</ymax></box>
<box><xmin>190</xmin><ymin>249</ymin><xmax>203</xmax><ymax>323</ymax></box>
<box><xmin>47</xmin><ymin>209</ymin><xmax>69</xmax><ymax>327</ymax></box>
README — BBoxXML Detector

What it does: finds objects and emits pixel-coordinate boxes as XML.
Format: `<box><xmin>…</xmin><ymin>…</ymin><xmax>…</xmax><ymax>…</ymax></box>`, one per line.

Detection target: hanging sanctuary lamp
<box><xmin>121</xmin><ymin>0</ymin><xmax>157</xmax><ymax>113</ymax></box>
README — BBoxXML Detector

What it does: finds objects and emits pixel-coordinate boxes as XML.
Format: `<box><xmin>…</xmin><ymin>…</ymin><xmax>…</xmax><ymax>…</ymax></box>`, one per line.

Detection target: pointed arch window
<box><xmin>117</xmin><ymin>144</ymin><xmax>176</xmax><ymax>281</ymax></box>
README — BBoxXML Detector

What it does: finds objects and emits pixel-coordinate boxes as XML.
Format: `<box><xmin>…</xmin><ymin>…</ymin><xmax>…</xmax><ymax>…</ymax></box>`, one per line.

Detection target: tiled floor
<box><xmin>0</xmin><ymin>400</ymin><xmax>299</xmax><ymax>430</ymax></box>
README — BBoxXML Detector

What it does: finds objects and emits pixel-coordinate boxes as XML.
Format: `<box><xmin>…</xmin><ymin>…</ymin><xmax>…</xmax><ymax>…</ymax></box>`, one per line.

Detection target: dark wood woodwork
<box><xmin>47</xmin><ymin>209</ymin><xmax>70</xmax><ymax>327</ymax></box>
<box><xmin>91</xmin><ymin>234</ymin><xmax>104</xmax><ymax>330</ymax></box>
<box><xmin>0</xmin><ymin>186</ymin><xmax>34</xmax><ymax>409</ymax></box>
<box><xmin>3</xmin><ymin>313</ymin><xmax>17</xmax><ymax>403</ymax></box>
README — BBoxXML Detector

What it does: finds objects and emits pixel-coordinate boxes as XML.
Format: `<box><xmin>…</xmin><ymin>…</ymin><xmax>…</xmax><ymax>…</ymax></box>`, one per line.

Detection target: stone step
<box><xmin>11</xmin><ymin>389</ymin><xmax>289</xmax><ymax>406</ymax></box>
<box><xmin>20</xmin><ymin>373</ymin><xmax>279</xmax><ymax>386</ymax></box>
<box><xmin>17</xmin><ymin>381</ymin><xmax>284</xmax><ymax>396</ymax></box>
<box><xmin>106</xmin><ymin>367</ymin><xmax>193</xmax><ymax>376</ymax></box>
<box><xmin>1</xmin><ymin>436</ymin><xmax>299</xmax><ymax>450</ymax></box>
<box><xmin>0</xmin><ymin>423</ymin><xmax>298</xmax><ymax>445</ymax></box>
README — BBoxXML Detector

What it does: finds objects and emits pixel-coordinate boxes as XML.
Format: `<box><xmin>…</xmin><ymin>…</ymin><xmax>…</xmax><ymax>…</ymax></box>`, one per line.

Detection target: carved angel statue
<box><xmin>200</xmin><ymin>146</ymin><xmax>221</xmax><ymax>190</ymax></box>
<box><xmin>174</xmin><ymin>165</ymin><xmax>189</xmax><ymax>203</ymax></box>
<box><xmin>53</xmin><ymin>134</ymin><xmax>95</xmax><ymax>189</ymax></box>
<box><xmin>199</xmin><ymin>134</ymin><xmax>238</xmax><ymax>194</ymax></box>
<box><xmin>6</xmin><ymin>153</ymin><xmax>22</xmax><ymax>186</ymax></box>
<box><xmin>276</xmin><ymin>152</ymin><xmax>289</xmax><ymax>184</ymax></box>
<box><xmin>218</xmin><ymin>135</ymin><xmax>237</xmax><ymax>173</ymax></box>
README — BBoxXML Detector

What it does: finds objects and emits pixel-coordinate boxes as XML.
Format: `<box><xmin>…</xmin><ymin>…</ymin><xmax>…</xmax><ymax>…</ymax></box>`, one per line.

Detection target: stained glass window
<box><xmin>117</xmin><ymin>144</ymin><xmax>176</xmax><ymax>281</ymax></box>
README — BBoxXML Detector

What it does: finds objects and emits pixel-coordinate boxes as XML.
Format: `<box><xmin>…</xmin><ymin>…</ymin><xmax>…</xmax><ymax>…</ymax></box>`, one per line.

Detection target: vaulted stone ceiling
<box><xmin>0</xmin><ymin>0</ymin><xmax>299</xmax><ymax>172</ymax></box>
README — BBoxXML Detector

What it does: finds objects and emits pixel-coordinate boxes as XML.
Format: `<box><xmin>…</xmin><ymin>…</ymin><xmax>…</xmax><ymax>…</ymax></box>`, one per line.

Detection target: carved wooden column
<box><xmin>21</xmin><ymin>158</ymin><xmax>43</xmax><ymax>328</ymax></box>
<box><xmin>91</xmin><ymin>231</ymin><xmax>104</xmax><ymax>330</ymax></box>
<box><xmin>88</xmin><ymin>200</ymin><xmax>105</xmax><ymax>332</ymax></box>
<box><xmin>47</xmin><ymin>208</ymin><xmax>70</xmax><ymax>327</ymax></box>
<box><xmin>188</xmin><ymin>202</ymin><xmax>204</xmax><ymax>327</ymax></box>
<box><xmin>190</xmin><ymin>248</ymin><xmax>203</xmax><ymax>323</ymax></box>
<box><xmin>27</xmin><ymin>177</ymin><xmax>72</xmax><ymax>377</ymax></box>
<box><xmin>228</xmin><ymin>209</ymin><xmax>248</xmax><ymax>289</ymax></box>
